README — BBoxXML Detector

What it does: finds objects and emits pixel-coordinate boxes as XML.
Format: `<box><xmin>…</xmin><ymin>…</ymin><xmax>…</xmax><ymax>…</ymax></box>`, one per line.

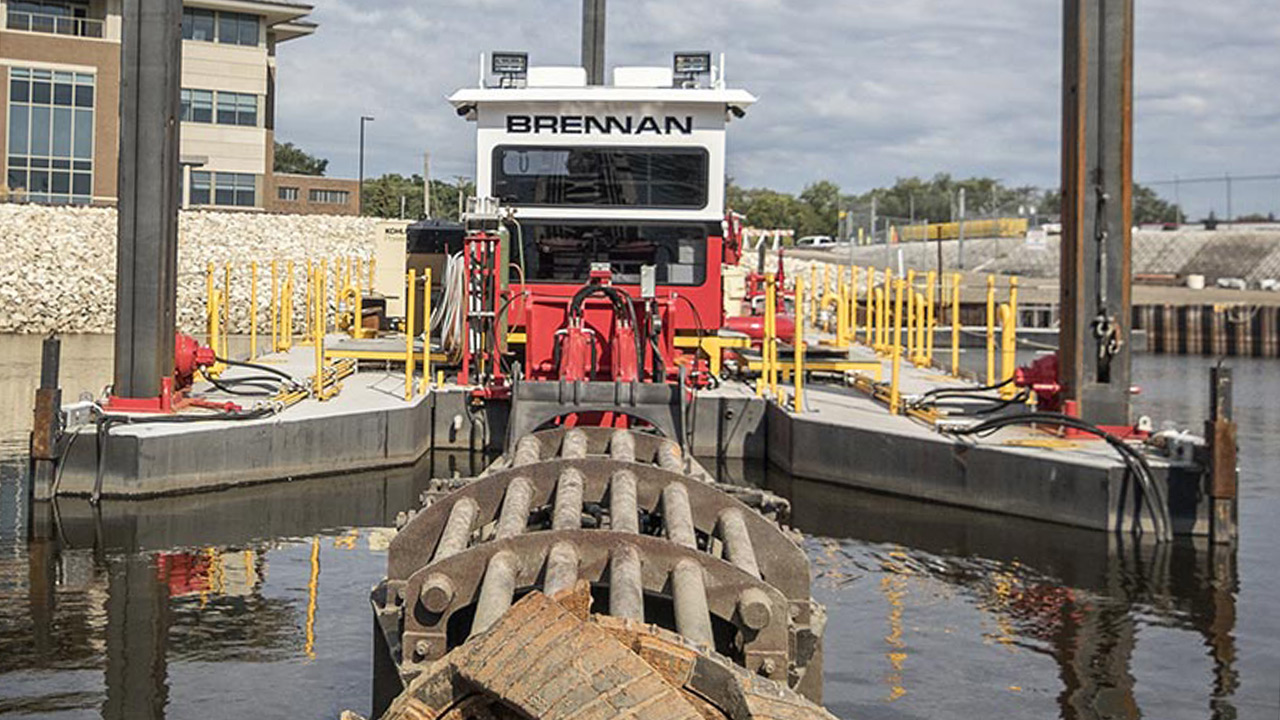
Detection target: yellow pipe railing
<box><xmin>794</xmin><ymin>275</ymin><xmax>805</xmax><ymax>412</ymax></box>
<box><xmin>985</xmin><ymin>275</ymin><xmax>996</xmax><ymax>385</ymax></box>
<box><xmin>836</xmin><ymin>273</ymin><xmax>849</xmax><ymax>346</ymax></box>
<box><xmin>906</xmin><ymin>269</ymin><xmax>916</xmax><ymax>361</ymax></box>
<box><xmin>769</xmin><ymin>274</ymin><xmax>779</xmax><ymax>397</ymax></box>
<box><xmin>890</xmin><ymin>277</ymin><xmax>904</xmax><ymax>415</ymax></box>
<box><xmin>882</xmin><ymin>266</ymin><xmax>891</xmax><ymax>348</ymax></box>
<box><xmin>850</xmin><ymin>265</ymin><xmax>861</xmax><ymax>345</ymax></box>
<box><xmin>925</xmin><ymin>271</ymin><xmax>936</xmax><ymax>366</ymax></box>
<box><xmin>314</xmin><ymin>260</ymin><xmax>327</xmax><ymax>399</ymax></box>
<box><xmin>405</xmin><ymin>268</ymin><xmax>416</xmax><ymax>401</ymax></box>
<box><xmin>222</xmin><ymin>262</ymin><xmax>231</xmax><ymax>359</ymax></box>
<box><xmin>951</xmin><ymin>272</ymin><xmax>961</xmax><ymax>376</ymax></box>
<box><xmin>1000</xmin><ymin>303</ymin><xmax>1017</xmax><ymax>399</ymax></box>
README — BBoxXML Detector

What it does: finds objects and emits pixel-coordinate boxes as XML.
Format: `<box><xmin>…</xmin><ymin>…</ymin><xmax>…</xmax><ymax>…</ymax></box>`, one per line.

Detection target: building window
<box><xmin>181</xmin><ymin>7</ymin><xmax>215</xmax><ymax>41</ymax></box>
<box><xmin>309</xmin><ymin>189</ymin><xmax>350</xmax><ymax>205</ymax></box>
<box><xmin>215</xmin><ymin>91</ymin><xmax>257</xmax><ymax>127</ymax></box>
<box><xmin>7</xmin><ymin>1</ymin><xmax>104</xmax><ymax>38</ymax></box>
<box><xmin>181</xmin><ymin>89</ymin><xmax>255</xmax><ymax>127</ymax></box>
<box><xmin>183</xmin><ymin>8</ymin><xmax>258</xmax><ymax>46</ymax></box>
<box><xmin>217</xmin><ymin>12</ymin><xmax>259</xmax><ymax>46</ymax></box>
<box><xmin>190</xmin><ymin>171</ymin><xmax>256</xmax><ymax>208</ymax></box>
<box><xmin>190</xmin><ymin>171</ymin><xmax>211</xmax><ymax>205</ymax></box>
<box><xmin>278</xmin><ymin>186</ymin><xmax>299</xmax><ymax>201</ymax></box>
<box><xmin>6</xmin><ymin>67</ymin><xmax>94</xmax><ymax>205</ymax></box>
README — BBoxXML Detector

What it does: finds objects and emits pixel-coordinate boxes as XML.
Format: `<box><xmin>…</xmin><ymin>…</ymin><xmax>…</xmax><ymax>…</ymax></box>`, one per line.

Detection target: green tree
<box><xmin>1132</xmin><ymin>184</ymin><xmax>1185</xmax><ymax>224</ymax></box>
<box><xmin>798</xmin><ymin>180</ymin><xmax>841</xmax><ymax>237</ymax></box>
<box><xmin>273</xmin><ymin>141</ymin><xmax>328</xmax><ymax>176</ymax></box>
<box><xmin>360</xmin><ymin>174</ymin><xmax>475</xmax><ymax>221</ymax></box>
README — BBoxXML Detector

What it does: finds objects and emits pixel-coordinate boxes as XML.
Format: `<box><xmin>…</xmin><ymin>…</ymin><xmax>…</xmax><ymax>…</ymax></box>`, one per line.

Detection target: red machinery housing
<box><xmin>501</xmin><ymin>232</ymin><xmax>728</xmax><ymax>385</ymax></box>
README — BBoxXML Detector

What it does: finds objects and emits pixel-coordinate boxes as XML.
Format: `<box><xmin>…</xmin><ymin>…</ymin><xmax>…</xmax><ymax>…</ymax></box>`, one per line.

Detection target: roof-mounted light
<box><xmin>673</xmin><ymin>52</ymin><xmax>712</xmax><ymax>88</ymax></box>
<box><xmin>673</xmin><ymin>52</ymin><xmax>711</xmax><ymax>75</ymax></box>
<box><xmin>491</xmin><ymin>52</ymin><xmax>528</xmax><ymax>88</ymax></box>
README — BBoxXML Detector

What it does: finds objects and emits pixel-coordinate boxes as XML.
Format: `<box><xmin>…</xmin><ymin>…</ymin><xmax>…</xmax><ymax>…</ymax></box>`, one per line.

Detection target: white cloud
<box><xmin>273</xmin><ymin>0</ymin><xmax>1280</xmax><ymax>204</ymax></box>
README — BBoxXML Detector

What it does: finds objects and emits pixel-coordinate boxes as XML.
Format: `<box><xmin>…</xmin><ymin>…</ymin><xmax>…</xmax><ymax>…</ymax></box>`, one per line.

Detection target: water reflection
<box><xmin>765</xmin><ymin>467</ymin><xmax>1240</xmax><ymax>720</ymax></box>
<box><xmin>0</xmin><ymin>450</ymin><xmax>485</xmax><ymax>719</ymax></box>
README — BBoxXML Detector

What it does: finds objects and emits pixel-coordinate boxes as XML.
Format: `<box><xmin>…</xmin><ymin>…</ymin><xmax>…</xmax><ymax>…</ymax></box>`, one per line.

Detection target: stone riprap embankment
<box><xmin>0</xmin><ymin>204</ymin><xmax>381</xmax><ymax>334</ymax></box>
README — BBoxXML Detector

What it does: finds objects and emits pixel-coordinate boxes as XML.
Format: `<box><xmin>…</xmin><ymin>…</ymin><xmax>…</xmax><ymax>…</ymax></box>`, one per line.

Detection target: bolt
<box><xmin>737</xmin><ymin>588</ymin><xmax>773</xmax><ymax>630</ymax></box>
<box><xmin>413</xmin><ymin>639</ymin><xmax>430</xmax><ymax>660</ymax></box>
<box><xmin>420</xmin><ymin>574</ymin><xmax>455</xmax><ymax>614</ymax></box>
<box><xmin>758</xmin><ymin>658</ymin><xmax>777</xmax><ymax>676</ymax></box>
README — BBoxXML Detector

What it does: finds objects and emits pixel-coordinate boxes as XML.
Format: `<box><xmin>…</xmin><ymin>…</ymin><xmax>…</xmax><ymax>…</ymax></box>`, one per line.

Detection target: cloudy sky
<box><xmin>274</xmin><ymin>0</ymin><xmax>1280</xmax><ymax>217</ymax></box>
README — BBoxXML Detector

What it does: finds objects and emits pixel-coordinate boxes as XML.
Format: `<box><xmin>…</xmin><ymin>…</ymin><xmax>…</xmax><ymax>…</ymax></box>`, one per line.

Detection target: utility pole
<box><xmin>111</xmin><ymin>0</ymin><xmax>181</xmax><ymax>408</ymax></box>
<box><xmin>1226</xmin><ymin>173</ymin><xmax>1233</xmax><ymax>223</ymax></box>
<box><xmin>582</xmin><ymin>0</ymin><xmax>606</xmax><ymax>85</ymax></box>
<box><xmin>423</xmin><ymin>151</ymin><xmax>431</xmax><ymax>218</ymax></box>
<box><xmin>870</xmin><ymin>195</ymin><xmax>877</xmax><ymax>245</ymax></box>
<box><xmin>358</xmin><ymin>115</ymin><xmax>374</xmax><ymax>215</ymax></box>
<box><xmin>1059</xmin><ymin>0</ymin><xmax>1135</xmax><ymax>426</ymax></box>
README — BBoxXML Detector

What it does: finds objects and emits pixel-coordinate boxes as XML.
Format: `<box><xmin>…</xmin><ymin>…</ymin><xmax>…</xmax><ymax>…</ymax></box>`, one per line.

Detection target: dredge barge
<box><xmin>26</xmin><ymin>4</ymin><xmax>1239</xmax><ymax>718</ymax></box>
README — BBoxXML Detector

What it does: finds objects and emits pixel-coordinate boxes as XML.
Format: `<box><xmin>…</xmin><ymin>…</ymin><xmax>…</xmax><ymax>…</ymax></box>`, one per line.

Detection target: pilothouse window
<box><xmin>516</xmin><ymin>222</ymin><xmax>713</xmax><ymax>286</ymax></box>
<box><xmin>493</xmin><ymin>146</ymin><xmax>707</xmax><ymax>209</ymax></box>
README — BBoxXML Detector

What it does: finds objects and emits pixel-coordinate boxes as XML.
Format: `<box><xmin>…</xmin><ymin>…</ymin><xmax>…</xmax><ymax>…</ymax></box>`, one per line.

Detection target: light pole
<box><xmin>358</xmin><ymin>115</ymin><xmax>374</xmax><ymax>215</ymax></box>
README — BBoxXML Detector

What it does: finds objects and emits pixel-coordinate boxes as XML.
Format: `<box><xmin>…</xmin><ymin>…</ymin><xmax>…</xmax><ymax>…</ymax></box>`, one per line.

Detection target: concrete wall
<box><xmin>0</xmin><ymin>203</ymin><xmax>382</xmax><ymax>334</ymax></box>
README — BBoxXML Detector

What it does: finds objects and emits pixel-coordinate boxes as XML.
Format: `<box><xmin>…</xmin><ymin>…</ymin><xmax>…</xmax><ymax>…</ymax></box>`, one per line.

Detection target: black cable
<box><xmin>206</xmin><ymin>376</ymin><xmax>283</xmax><ymax>397</ymax></box>
<box><xmin>673</xmin><ymin>293</ymin><xmax>707</xmax><ymax>386</ymax></box>
<box><xmin>943</xmin><ymin>412</ymin><xmax>1171</xmax><ymax>542</ymax></box>
<box><xmin>920</xmin><ymin>374</ymin><xmax>1015</xmax><ymax>399</ymax></box>
<box><xmin>214</xmin><ymin>356</ymin><xmax>297</xmax><ymax>382</ymax></box>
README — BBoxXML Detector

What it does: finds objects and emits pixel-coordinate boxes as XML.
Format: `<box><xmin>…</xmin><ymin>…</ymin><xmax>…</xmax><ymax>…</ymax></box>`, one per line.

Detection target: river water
<box><xmin>0</xmin><ymin>336</ymin><xmax>1275</xmax><ymax>719</ymax></box>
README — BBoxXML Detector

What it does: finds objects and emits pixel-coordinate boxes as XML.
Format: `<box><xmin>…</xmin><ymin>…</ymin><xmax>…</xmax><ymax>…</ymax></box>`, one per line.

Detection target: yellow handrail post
<box><xmin>985</xmin><ymin>275</ymin><xmax>996</xmax><ymax>386</ymax></box>
<box><xmin>835</xmin><ymin>272</ymin><xmax>848</xmax><ymax>346</ymax></box>
<box><xmin>925</xmin><ymin>271</ymin><xmax>936</xmax><ymax>365</ymax></box>
<box><xmin>405</xmin><ymin>269</ymin><xmax>416</xmax><ymax>401</ymax></box>
<box><xmin>906</xmin><ymin>270</ymin><xmax>916</xmax><ymax>360</ymax></box>
<box><xmin>420</xmin><ymin>267</ymin><xmax>432</xmax><ymax>395</ymax></box>
<box><xmin>865</xmin><ymin>268</ymin><xmax>875</xmax><ymax>347</ymax></box>
<box><xmin>304</xmin><ymin>259</ymin><xmax>313</xmax><ymax>341</ymax></box>
<box><xmin>951</xmin><ymin>273</ymin><xmax>961</xmax><ymax>377</ymax></box>
<box><xmin>205</xmin><ymin>261</ymin><xmax>215</xmax><ymax>348</ymax></box>
<box><xmin>890</xmin><ymin>278</ymin><xmax>904</xmax><ymax>415</ymax></box>
<box><xmin>222</xmin><ymin>262</ymin><xmax>231</xmax><ymax>358</ymax></box>
<box><xmin>757</xmin><ymin>272</ymin><xmax>774</xmax><ymax>397</ymax></box>
<box><xmin>1009</xmin><ymin>274</ymin><xmax>1019</xmax><ymax>346</ymax></box>
<box><xmin>1000</xmin><ymin>304</ymin><xmax>1016</xmax><ymax>399</ymax></box>
<box><xmin>283</xmin><ymin>261</ymin><xmax>295</xmax><ymax>351</ymax></box>
<box><xmin>913</xmin><ymin>294</ymin><xmax>925</xmax><ymax>365</ymax></box>
<box><xmin>270</xmin><ymin>260</ymin><xmax>279</xmax><ymax>353</ymax></box>
<box><xmin>794</xmin><ymin>275</ymin><xmax>805</xmax><ymax>412</ymax></box>
<box><xmin>250</xmin><ymin>261</ymin><xmax>258</xmax><ymax>359</ymax></box>
<box><xmin>882</xmin><ymin>266</ymin><xmax>891</xmax><ymax>347</ymax></box>
<box><xmin>876</xmin><ymin>287</ymin><xmax>887</xmax><ymax>352</ymax></box>
<box><xmin>313</xmin><ymin>263</ymin><xmax>324</xmax><ymax>399</ymax></box>
<box><xmin>850</xmin><ymin>265</ymin><xmax>861</xmax><ymax>346</ymax></box>
<box><xmin>768</xmin><ymin>273</ymin><xmax>779</xmax><ymax>398</ymax></box>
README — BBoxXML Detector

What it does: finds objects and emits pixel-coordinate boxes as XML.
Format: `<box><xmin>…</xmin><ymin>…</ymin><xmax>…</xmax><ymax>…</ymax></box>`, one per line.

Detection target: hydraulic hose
<box><xmin>943</xmin><ymin>412</ymin><xmax>1172</xmax><ymax>542</ymax></box>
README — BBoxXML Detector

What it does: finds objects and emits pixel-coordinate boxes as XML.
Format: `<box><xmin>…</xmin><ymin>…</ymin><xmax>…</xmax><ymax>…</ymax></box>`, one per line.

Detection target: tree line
<box><xmin>275</xmin><ymin>142</ymin><xmax>1185</xmax><ymax>229</ymax></box>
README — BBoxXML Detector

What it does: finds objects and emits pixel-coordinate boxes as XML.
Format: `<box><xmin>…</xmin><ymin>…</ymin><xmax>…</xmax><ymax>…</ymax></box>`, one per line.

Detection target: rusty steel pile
<box><xmin>367</xmin><ymin>426</ymin><xmax>833</xmax><ymax>719</ymax></box>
